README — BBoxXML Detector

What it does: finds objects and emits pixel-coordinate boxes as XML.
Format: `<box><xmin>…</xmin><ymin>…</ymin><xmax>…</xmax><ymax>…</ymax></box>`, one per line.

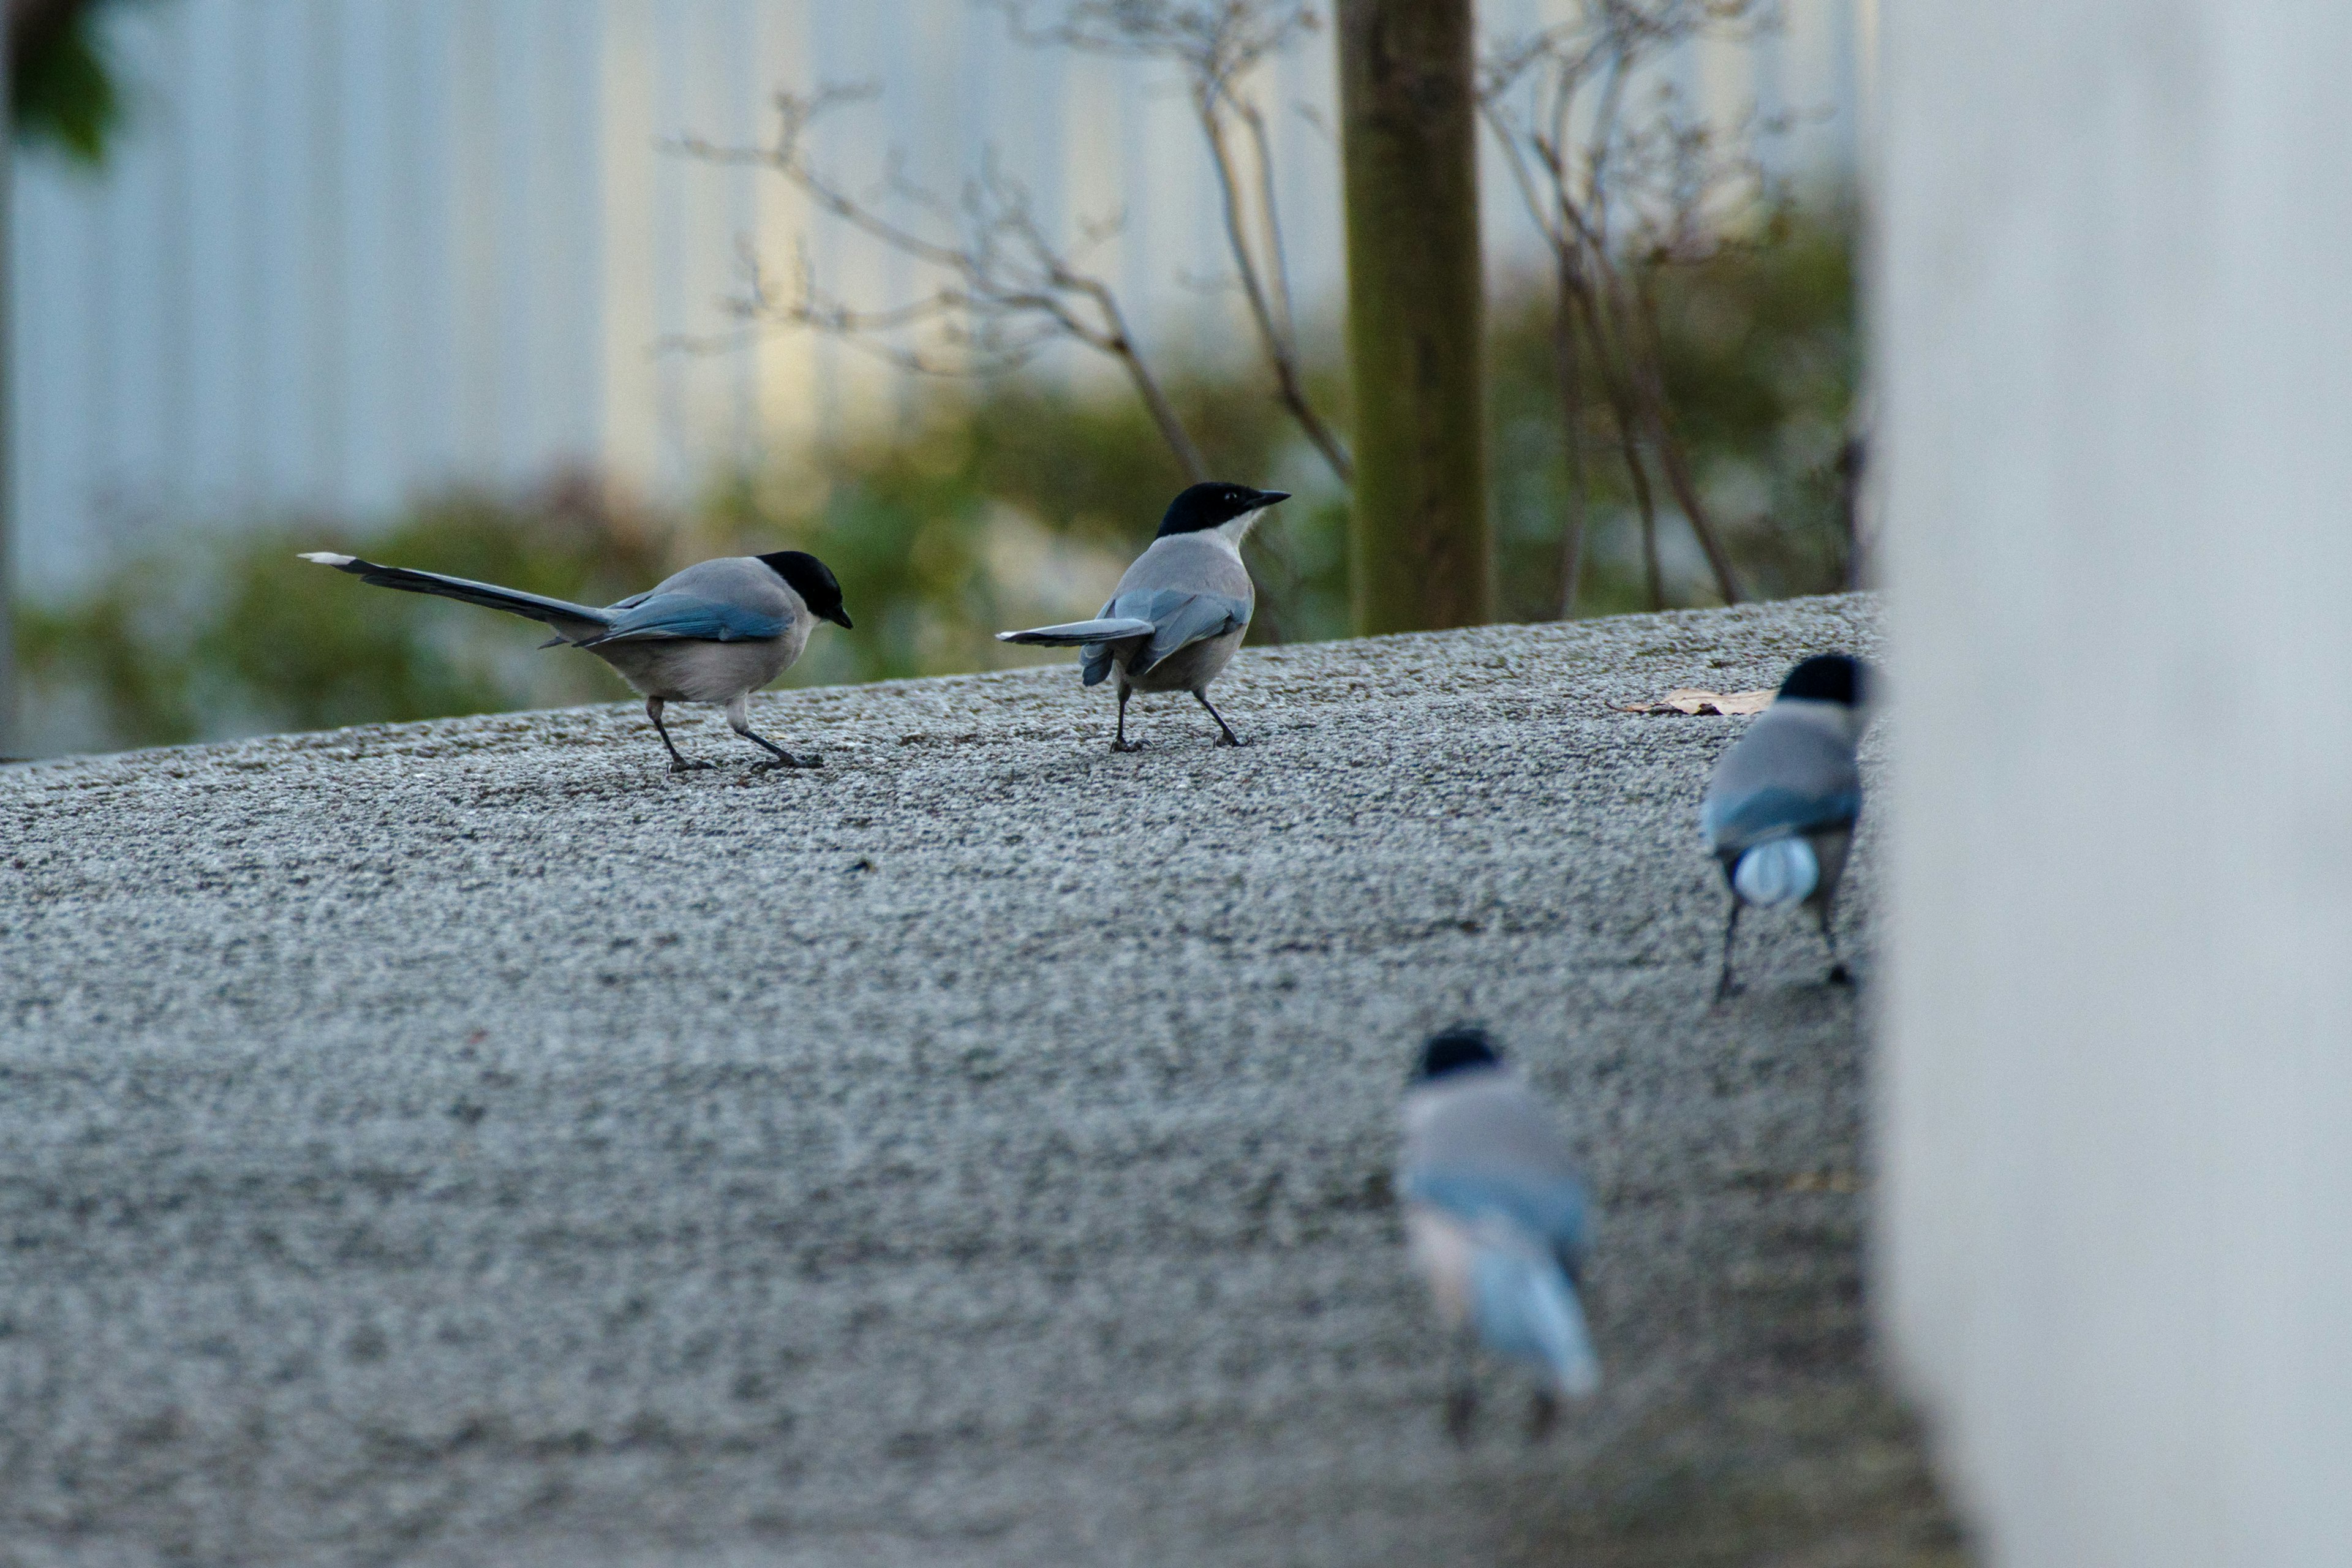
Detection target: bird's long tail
<box><xmin>994</xmin><ymin>617</ymin><xmax>1156</xmax><ymax>647</ymax></box>
<box><xmin>1732</xmin><ymin>836</ymin><xmax>1821</xmax><ymax>906</ymax></box>
<box><xmin>1472</xmin><ymin>1246</ymin><xmax>1601</xmax><ymax>1398</ymax></box>
<box><xmin>299</xmin><ymin>553</ymin><xmax>610</xmax><ymax>639</ymax></box>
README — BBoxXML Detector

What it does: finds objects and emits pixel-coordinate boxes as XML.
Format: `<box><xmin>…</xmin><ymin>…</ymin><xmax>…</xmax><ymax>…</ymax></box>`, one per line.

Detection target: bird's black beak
<box><xmin>1257</xmin><ymin>490</ymin><xmax>1291</xmax><ymax>507</ymax></box>
<box><xmin>827</xmin><ymin>608</ymin><xmax>854</xmax><ymax>630</ymax></box>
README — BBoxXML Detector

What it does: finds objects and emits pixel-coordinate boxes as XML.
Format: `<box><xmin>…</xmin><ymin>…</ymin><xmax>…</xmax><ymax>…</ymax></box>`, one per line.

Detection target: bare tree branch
<box><xmin>1480</xmin><ymin>0</ymin><xmax>1785</xmax><ymax>612</ymax></box>
<box><xmin>1630</xmin><ymin>266</ymin><xmax>1743</xmax><ymax>602</ymax></box>
<box><xmin>993</xmin><ymin>1</ymin><xmax>1354</xmax><ymax>487</ymax></box>
<box><xmin>671</xmin><ymin>86</ymin><xmax>1210</xmax><ymax>482</ymax></box>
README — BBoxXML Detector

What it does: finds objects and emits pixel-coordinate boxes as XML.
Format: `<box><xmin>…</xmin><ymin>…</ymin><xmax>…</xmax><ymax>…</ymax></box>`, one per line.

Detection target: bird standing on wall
<box><xmin>1700</xmin><ymin>653</ymin><xmax>1871</xmax><ymax>997</ymax></box>
<box><xmin>995</xmin><ymin>483</ymin><xmax>1287</xmax><ymax>751</ymax></box>
<box><xmin>300</xmin><ymin>549</ymin><xmax>853</xmax><ymax>773</ymax></box>
<box><xmin>1399</xmin><ymin>1026</ymin><xmax>1599</xmax><ymax>1446</ymax></box>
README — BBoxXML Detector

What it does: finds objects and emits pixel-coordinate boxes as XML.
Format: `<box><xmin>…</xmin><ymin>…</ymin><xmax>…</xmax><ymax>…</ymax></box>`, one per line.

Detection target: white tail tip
<box><xmin>299</xmin><ymin>551</ymin><xmax>356</xmax><ymax>566</ymax></box>
<box><xmin>1734</xmin><ymin>837</ymin><xmax>1821</xmax><ymax>906</ymax></box>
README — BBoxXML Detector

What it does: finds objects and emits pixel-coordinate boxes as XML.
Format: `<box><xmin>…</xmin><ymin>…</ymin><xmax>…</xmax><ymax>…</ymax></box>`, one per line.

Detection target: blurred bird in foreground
<box><xmin>997</xmin><ymin>482</ymin><xmax>1286</xmax><ymax>751</ymax></box>
<box><xmin>1700</xmin><ymin>653</ymin><xmax>1871</xmax><ymax>998</ymax></box>
<box><xmin>1400</xmin><ymin>1026</ymin><xmax>1598</xmax><ymax>1446</ymax></box>
<box><xmin>301</xmin><ymin>549</ymin><xmax>851</xmax><ymax>773</ymax></box>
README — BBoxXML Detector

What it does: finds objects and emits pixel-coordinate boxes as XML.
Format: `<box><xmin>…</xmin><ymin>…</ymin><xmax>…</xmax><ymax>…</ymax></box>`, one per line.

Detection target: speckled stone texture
<box><xmin>0</xmin><ymin>592</ymin><xmax>1962</xmax><ymax>1567</ymax></box>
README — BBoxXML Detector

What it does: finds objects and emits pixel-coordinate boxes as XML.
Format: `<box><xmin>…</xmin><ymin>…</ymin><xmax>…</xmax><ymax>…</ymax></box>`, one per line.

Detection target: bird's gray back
<box><xmin>629</xmin><ymin>557</ymin><xmax>799</xmax><ymax>620</ymax></box>
<box><xmin>1703</xmin><ymin>707</ymin><xmax>1861</xmax><ymax>851</ymax></box>
<box><xmin>1403</xmin><ymin>1073</ymin><xmax>1580</xmax><ymax>1187</ymax></box>
<box><xmin>1115</xmin><ymin>533</ymin><xmax>1254</xmax><ymax>606</ymax></box>
<box><xmin>1402</xmin><ymin>1071</ymin><xmax>1587</xmax><ymax>1257</ymax></box>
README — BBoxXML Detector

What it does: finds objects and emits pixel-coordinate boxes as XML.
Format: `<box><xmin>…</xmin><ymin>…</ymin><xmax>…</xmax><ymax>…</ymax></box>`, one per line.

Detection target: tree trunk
<box><xmin>1336</xmin><ymin>0</ymin><xmax>1488</xmax><ymax>634</ymax></box>
<box><xmin>1</xmin><ymin>52</ymin><xmax>15</xmax><ymax>756</ymax></box>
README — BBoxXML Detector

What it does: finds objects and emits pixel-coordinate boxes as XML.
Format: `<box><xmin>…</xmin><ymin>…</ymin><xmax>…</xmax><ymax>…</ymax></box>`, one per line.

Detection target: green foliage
<box><xmin>17</xmin><ymin>483</ymin><xmax>677</xmax><ymax>747</ymax></box>
<box><xmin>12</xmin><ymin>1</ymin><xmax>137</xmax><ymax>164</ymax></box>
<box><xmin>1488</xmin><ymin>207</ymin><xmax>1861</xmax><ymax>618</ymax></box>
<box><xmin>15</xmin><ymin>211</ymin><xmax>1856</xmax><ymax>755</ymax></box>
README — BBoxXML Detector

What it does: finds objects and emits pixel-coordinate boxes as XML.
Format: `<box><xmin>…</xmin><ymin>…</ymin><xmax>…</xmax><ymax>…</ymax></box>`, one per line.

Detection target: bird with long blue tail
<box><xmin>301</xmin><ymin>548</ymin><xmax>852</xmax><ymax>774</ymax></box>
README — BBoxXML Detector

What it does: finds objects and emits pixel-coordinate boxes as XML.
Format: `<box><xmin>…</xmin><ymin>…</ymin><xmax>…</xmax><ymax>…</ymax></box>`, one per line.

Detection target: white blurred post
<box><xmin>1877</xmin><ymin>4</ymin><xmax>2352</xmax><ymax>1564</ymax></box>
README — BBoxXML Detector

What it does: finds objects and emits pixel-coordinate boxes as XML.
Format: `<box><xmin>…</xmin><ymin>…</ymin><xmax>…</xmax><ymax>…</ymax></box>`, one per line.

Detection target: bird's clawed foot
<box><xmin>1192</xmin><ymin>692</ymin><xmax>1243</xmax><ymax>748</ymax></box>
<box><xmin>1714</xmin><ymin>976</ymin><xmax>1744</xmax><ymax>1004</ymax></box>
<box><xmin>752</xmin><ymin>753</ymin><xmax>823</xmax><ymax>771</ymax></box>
<box><xmin>668</xmin><ymin>757</ymin><xmax>715</xmax><ymax>774</ymax></box>
<box><xmin>1826</xmin><ymin>962</ymin><xmax>1853</xmax><ymax>987</ymax></box>
<box><xmin>1111</xmin><ymin>738</ymin><xmax>1145</xmax><ymax>754</ymax></box>
<box><xmin>1525</xmin><ymin>1389</ymin><xmax>1560</xmax><ymax>1444</ymax></box>
<box><xmin>1444</xmin><ymin>1382</ymin><xmax>1478</xmax><ymax>1448</ymax></box>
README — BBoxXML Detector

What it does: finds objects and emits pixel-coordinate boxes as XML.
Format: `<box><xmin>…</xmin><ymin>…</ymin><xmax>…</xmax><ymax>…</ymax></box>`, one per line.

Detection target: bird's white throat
<box><xmin>1213</xmin><ymin>507</ymin><xmax>1270</xmax><ymax>550</ymax></box>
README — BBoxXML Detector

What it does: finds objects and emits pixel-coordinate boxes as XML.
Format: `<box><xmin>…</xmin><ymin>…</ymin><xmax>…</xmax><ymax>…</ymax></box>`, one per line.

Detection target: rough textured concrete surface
<box><xmin>0</xmin><ymin>593</ymin><xmax>1959</xmax><ymax>1567</ymax></box>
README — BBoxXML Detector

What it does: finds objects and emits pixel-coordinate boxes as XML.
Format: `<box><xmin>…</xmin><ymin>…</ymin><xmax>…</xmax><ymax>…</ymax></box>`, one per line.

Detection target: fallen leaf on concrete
<box><xmin>1612</xmin><ymin>688</ymin><xmax>1774</xmax><ymax>717</ymax></box>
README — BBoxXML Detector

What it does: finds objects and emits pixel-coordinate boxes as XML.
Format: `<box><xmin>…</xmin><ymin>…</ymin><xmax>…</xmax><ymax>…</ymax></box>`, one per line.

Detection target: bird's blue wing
<box><xmin>1071</xmin><ymin>589</ymin><xmax>1248</xmax><ymax>684</ymax></box>
<box><xmin>1700</xmin><ymin>784</ymin><xmax>1862</xmax><ymax>856</ymax></box>
<box><xmin>582</xmin><ymin>592</ymin><xmax>786</xmax><ymax>646</ymax></box>
<box><xmin>1107</xmin><ymin>589</ymin><xmax>1249</xmax><ymax>674</ymax></box>
<box><xmin>1402</xmin><ymin>1166</ymin><xmax>1589</xmax><ymax>1262</ymax></box>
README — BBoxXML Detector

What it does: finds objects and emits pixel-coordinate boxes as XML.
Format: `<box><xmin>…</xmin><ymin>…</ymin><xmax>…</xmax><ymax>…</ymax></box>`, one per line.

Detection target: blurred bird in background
<box><xmin>997</xmin><ymin>482</ymin><xmax>1286</xmax><ymax>751</ymax></box>
<box><xmin>302</xmin><ymin>549</ymin><xmax>852</xmax><ymax>773</ymax></box>
<box><xmin>1699</xmin><ymin>653</ymin><xmax>1871</xmax><ymax>997</ymax></box>
<box><xmin>1399</xmin><ymin>1025</ymin><xmax>1599</xmax><ymax>1446</ymax></box>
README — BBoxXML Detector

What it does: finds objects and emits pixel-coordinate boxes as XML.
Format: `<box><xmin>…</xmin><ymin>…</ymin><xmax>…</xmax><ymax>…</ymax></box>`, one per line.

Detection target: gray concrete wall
<box><xmin>1877</xmin><ymin>6</ymin><xmax>2352</xmax><ymax>1563</ymax></box>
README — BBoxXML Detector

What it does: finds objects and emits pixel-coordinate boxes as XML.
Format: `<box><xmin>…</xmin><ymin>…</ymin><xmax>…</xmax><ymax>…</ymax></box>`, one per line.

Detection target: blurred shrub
<box><xmin>1489</xmin><ymin>206</ymin><xmax>1860</xmax><ymax>617</ymax></box>
<box><xmin>15</xmin><ymin>211</ymin><xmax>1854</xmax><ymax>754</ymax></box>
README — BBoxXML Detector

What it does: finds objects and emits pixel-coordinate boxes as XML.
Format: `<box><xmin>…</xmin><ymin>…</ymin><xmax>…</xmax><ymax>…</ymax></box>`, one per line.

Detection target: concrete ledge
<box><xmin>0</xmin><ymin>593</ymin><xmax>1959</xmax><ymax>1564</ymax></box>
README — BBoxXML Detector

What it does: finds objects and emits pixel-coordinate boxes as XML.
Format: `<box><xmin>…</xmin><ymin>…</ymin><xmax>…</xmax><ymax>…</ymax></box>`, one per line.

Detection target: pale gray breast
<box><xmin>600</xmin><ymin>637</ymin><xmax>799</xmax><ymax>704</ymax></box>
<box><xmin>1115</xmin><ymin>533</ymin><xmax>1255</xmax><ymax>609</ymax></box>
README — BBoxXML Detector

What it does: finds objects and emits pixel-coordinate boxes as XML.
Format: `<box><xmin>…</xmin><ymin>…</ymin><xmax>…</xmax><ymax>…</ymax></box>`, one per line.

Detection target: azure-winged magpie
<box><xmin>301</xmin><ymin>549</ymin><xmax>852</xmax><ymax>773</ymax></box>
<box><xmin>1699</xmin><ymin>652</ymin><xmax>1871</xmax><ymax>997</ymax></box>
<box><xmin>995</xmin><ymin>482</ymin><xmax>1287</xmax><ymax>751</ymax></box>
<box><xmin>1400</xmin><ymin>1025</ymin><xmax>1600</xmax><ymax>1446</ymax></box>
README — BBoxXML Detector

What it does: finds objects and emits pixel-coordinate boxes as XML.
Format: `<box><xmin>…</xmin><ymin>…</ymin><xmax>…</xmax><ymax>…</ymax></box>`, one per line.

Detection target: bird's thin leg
<box><xmin>648</xmin><ymin>697</ymin><xmax>711</xmax><ymax>773</ymax></box>
<box><xmin>1819</xmin><ymin>902</ymin><xmax>1852</xmax><ymax>987</ymax></box>
<box><xmin>1112</xmin><ymin>680</ymin><xmax>1142</xmax><ymax>753</ymax></box>
<box><xmin>726</xmin><ymin>696</ymin><xmax>820</xmax><ymax>770</ymax></box>
<box><xmin>1443</xmin><ymin>1330</ymin><xmax>1479</xmax><ymax>1448</ymax></box>
<box><xmin>1715</xmin><ymin>897</ymin><xmax>1744</xmax><ymax>1002</ymax></box>
<box><xmin>1193</xmin><ymin>688</ymin><xmax>1244</xmax><ymax>747</ymax></box>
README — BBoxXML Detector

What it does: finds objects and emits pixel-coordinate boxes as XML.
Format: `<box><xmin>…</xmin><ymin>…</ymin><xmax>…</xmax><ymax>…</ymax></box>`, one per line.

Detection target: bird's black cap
<box><xmin>1156</xmin><ymin>483</ymin><xmax>1290</xmax><ymax>538</ymax></box>
<box><xmin>759</xmin><ymin>551</ymin><xmax>853</xmax><ymax>629</ymax></box>
<box><xmin>1414</xmin><ymin>1025</ymin><xmax>1504</xmax><ymax>1084</ymax></box>
<box><xmin>1778</xmin><ymin>653</ymin><xmax>1867</xmax><ymax>707</ymax></box>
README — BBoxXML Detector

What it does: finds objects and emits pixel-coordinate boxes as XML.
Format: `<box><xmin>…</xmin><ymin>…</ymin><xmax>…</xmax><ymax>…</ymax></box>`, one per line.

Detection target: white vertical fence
<box><xmin>9</xmin><ymin>0</ymin><xmax>1860</xmax><ymax>594</ymax></box>
<box><xmin>1879</xmin><ymin>3</ymin><xmax>2352</xmax><ymax>1563</ymax></box>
